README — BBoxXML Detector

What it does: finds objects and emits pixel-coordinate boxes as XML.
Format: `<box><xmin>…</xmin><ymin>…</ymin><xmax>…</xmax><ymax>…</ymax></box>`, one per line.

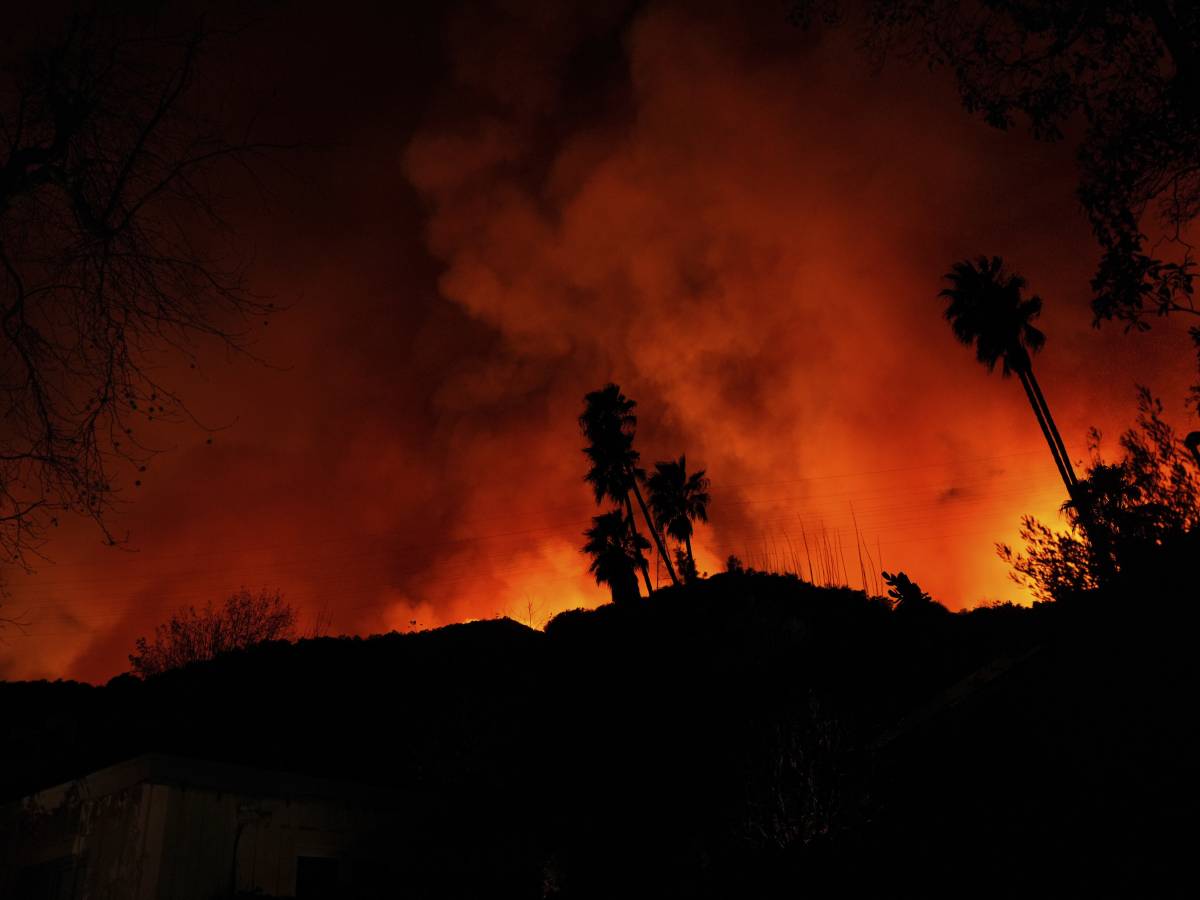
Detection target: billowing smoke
<box><xmin>2</xmin><ymin>0</ymin><xmax>1192</xmax><ymax>682</ymax></box>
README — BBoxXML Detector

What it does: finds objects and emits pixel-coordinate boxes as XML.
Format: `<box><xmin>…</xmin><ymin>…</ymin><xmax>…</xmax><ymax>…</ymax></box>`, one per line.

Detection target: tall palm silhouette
<box><xmin>582</xmin><ymin>511</ymin><xmax>649</xmax><ymax>605</ymax></box>
<box><xmin>647</xmin><ymin>455</ymin><xmax>710</xmax><ymax>582</ymax></box>
<box><xmin>941</xmin><ymin>257</ymin><xmax>1078</xmax><ymax>496</ymax></box>
<box><xmin>580</xmin><ymin>384</ymin><xmax>680</xmax><ymax>588</ymax></box>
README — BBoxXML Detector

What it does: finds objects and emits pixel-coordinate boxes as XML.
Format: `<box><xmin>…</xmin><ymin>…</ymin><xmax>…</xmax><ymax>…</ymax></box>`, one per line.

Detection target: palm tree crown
<box><xmin>647</xmin><ymin>455</ymin><xmax>710</xmax><ymax>582</ymax></box>
<box><xmin>647</xmin><ymin>455</ymin><xmax>710</xmax><ymax>543</ymax></box>
<box><xmin>580</xmin><ymin>384</ymin><xmax>643</xmax><ymax>505</ymax></box>
<box><xmin>941</xmin><ymin>255</ymin><xmax>1046</xmax><ymax>376</ymax></box>
<box><xmin>939</xmin><ymin>255</ymin><xmax>1079</xmax><ymax>499</ymax></box>
<box><xmin>579</xmin><ymin>383</ymin><xmax>680</xmax><ymax>587</ymax></box>
<box><xmin>582</xmin><ymin>511</ymin><xmax>649</xmax><ymax>605</ymax></box>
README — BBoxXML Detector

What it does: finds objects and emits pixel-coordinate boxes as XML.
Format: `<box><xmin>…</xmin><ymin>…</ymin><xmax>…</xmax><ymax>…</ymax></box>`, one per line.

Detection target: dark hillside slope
<box><xmin>536</xmin><ymin>573</ymin><xmax>1048</xmax><ymax>898</ymax></box>
<box><xmin>3</xmin><ymin>618</ymin><xmax>545</xmax><ymax>797</ymax></box>
<box><xmin>855</xmin><ymin>595</ymin><xmax>1196</xmax><ymax>898</ymax></box>
<box><xmin>1</xmin><ymin>574</ymin><xmax>1190</xmax><ymax>897</ymax></box>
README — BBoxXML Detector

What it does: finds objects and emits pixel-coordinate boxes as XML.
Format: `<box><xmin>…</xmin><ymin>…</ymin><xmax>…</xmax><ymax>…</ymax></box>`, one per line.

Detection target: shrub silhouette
<box><xmin>129</xmin><ymin>589</ymin><xmax>296</xmax><ymax>677</ymax></box>
<box><xmin>881</xmin><ymin>570</ymin><xmax>936</xmax><ymax>614</ymax></box>
<box><xmin>999</xmin><ymin>387</ymin><xmax>1200</xmax><ymax>600</ymax></box>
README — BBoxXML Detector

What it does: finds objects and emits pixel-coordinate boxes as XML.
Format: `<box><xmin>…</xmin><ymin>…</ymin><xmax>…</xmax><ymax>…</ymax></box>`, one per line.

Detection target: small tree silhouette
<box><xmin>582</xmin><ymin>511</ymin><xmax>649</xmax><ymax>605</ymax></box>
<box><xmin>881</xmin><ymin>570</ymin><xmax>932</xmax><ymax>613</ymax></box>
<box><xmin>129</xmin><ymin>589</ymin><xmax>296</xmax><ymax>677</ymax></box>
<box><xmin>647</xmin><ymin>454</ymin><xmax>710</xmax><ymax>582</ymax></box>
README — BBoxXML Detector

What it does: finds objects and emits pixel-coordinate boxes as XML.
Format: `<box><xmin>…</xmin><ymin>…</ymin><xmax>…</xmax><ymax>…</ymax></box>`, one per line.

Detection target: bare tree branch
<box><xmin>0</xmin><ymin>11</ymin><xmax>280</xmax><ymax>580</ymax></box>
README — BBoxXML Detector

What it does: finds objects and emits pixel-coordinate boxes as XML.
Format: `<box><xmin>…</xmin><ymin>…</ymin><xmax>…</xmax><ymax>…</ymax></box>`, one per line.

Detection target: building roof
<box><xmin>5</xmin><ymin>753</ymin><xmax>400</xmax><ymax>812</ymax></box>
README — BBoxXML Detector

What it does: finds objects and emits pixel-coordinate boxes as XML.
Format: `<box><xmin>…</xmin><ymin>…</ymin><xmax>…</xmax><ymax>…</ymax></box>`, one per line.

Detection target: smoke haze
<box><xmin>2</xmin><ymin>0</ymin><xmax>1192</xmax><ymax>682</ymax></box>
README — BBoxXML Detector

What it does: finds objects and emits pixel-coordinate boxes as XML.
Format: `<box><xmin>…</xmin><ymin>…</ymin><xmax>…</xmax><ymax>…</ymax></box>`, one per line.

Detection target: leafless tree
<box><xmin>128</xmin><ymin>588</ymin><xmax>297</xmax><ymax>677</ymax></box>
<box><xmin>1</xmin><ymin>9</ymin><xmax>278</xmax><ymax>584</ymax></box>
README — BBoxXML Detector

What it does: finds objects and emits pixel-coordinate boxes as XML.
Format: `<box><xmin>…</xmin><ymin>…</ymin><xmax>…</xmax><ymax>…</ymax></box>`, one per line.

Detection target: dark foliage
<box><xmin>999</xmin><ymin>387</ymin><xmax>1200</xmax><ymax>601</ymax></box>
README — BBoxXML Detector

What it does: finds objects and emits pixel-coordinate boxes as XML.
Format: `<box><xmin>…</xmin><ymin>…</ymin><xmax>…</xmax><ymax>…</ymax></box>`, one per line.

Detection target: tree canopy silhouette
<box><xmin>128</xmin><ymin>589</ymin><xmax>296</xmax><ymax>678</ymax></box>
<box><xmin>792</xmin><ymin>1</ymin><xmax>1200</xmax><ymax>408</ymax></box>
<box><xmin>0</xmin><ymin>11</ymin><xmax>277</xmax><ymax>571</ymax></box>
<box><xmin>579</xmin><ymin>384</ymin><xmax>679</xmax><ymax>589</ymax></box>
<box><xmin>647</xmin><ymin>454</ymin><xmax>710</xmax><ymax>582</ymax></box>
<box><xmin>999</xmin><ymin>387</ymin><xmax>1200</xmax><ymax>600</ymax></box>
<box><xmin>582</xmin><ymin>510</ymin><xmax>650</xmax><ymax>605</ymax></box>
<box><xmin>941</xmin><ymin>257</ymin><xmax>1078</xmax><ymax>498</ymax></box>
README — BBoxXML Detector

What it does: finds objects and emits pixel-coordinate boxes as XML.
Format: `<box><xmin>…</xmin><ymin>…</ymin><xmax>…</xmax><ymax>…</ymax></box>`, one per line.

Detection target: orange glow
<box><xmin>1</xmin><ymin>2</ymin><xmax>1193</xmax><ymax>683</ymax></box>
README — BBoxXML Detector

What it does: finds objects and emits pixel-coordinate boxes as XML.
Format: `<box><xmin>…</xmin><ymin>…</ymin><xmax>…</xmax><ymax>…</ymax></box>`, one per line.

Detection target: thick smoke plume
<box><xmin>2</xmin><ymin>1</ymin><xmax>1191</xmax><ymax>681</ymax></box>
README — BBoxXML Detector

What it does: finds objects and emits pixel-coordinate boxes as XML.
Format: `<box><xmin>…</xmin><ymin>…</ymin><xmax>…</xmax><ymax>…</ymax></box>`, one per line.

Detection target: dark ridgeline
<box><xmin>2</xmin><ymin>572</ymin><xmax>1195</xmax><ymax>897</ymax></box>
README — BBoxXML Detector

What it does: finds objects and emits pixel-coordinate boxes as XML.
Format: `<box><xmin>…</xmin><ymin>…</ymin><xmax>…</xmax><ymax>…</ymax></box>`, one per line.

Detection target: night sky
<box><xmin>3</xmin><ymin>0</ymin><xmax>1193</xmax><ymax>682</ymax></box>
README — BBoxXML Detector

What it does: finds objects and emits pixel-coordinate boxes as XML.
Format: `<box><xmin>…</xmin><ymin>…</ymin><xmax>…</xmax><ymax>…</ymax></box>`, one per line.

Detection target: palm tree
<box><xmin>582</xmin><ymin>510</ymin><xmax>649</xmax><ymax>605</ymax></box>
<box><xmin>579</xmin><ymin>384</ymin><xmax>680</xmax><ymax>588</ymax></box>
<box><xmin>941</xmin><ymin>257</ymin><xmax>1078</xmax><ymax>497</ymax></box>
<box><xmin>647</xmin><ymin>455</ymin><xmax>710</xmax><ymax>581</ymax></box>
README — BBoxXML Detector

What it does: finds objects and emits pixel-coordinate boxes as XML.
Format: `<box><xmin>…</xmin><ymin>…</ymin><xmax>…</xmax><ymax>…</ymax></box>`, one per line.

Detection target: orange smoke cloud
<box><xmin>2</xmin><ymin>0</ymin><xmax>1193</xmax><ymax>682</ymax></box>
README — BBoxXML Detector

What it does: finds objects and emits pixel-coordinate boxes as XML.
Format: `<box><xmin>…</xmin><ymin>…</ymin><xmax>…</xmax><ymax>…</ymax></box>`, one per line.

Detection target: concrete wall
<box><xmin>0</xmin><ymin>756</ymin><xmax>395</xmax><ymax>899</ymax></box>
<box><xmin>153</xmin><ymin>781</ymin><xmax>384</xmax><ymax>898</ymax></box>
<box><xmin>0</xmin><ymin>778</ymin><xmax>157</xmax><ymax>899</ymax></box>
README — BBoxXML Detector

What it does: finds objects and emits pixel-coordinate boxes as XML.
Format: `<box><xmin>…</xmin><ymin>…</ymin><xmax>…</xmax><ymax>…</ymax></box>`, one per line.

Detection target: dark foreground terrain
<box><xmin>1</xmin><ymin>572</ymin><xmax>1193</xmax><ymax>897</ymax></box>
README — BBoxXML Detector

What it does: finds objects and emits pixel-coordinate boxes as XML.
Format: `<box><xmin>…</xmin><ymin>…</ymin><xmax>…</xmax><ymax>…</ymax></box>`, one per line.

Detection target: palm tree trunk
<box><xmin>684</xmin><ymin>533</ymin><xmax>696</xmax><ymax>581</ymax></box>
<box><xmin>625</xmin><ymin>494</ymin><xmax>655</xmax><ymax>597</ymax></box>
<box><xmin>1023</xmin><ymin>368</ymin><xmax>1113</xmax><ymax>579</ymax></box>
<box><xmin>1025</xmin><ymin>365</ymin><xmax>1078</xmax><ymax>486</ymax></box>
<box><xmin>631</xmin><ymin>481</ymin><xmax>681</xmax><ymax>586</ymax></box>
<box><xmin>1017</xmin><ymin>368</ymin><xmax>1075</xmax><ymax>497</ymax></box>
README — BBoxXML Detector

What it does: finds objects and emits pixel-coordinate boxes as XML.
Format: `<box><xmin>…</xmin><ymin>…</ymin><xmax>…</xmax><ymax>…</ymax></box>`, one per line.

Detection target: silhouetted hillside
<box><xmin>2</xmin><ymin>573</ymin><xmax>1192</xmax><ymax>897</ymax></box>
